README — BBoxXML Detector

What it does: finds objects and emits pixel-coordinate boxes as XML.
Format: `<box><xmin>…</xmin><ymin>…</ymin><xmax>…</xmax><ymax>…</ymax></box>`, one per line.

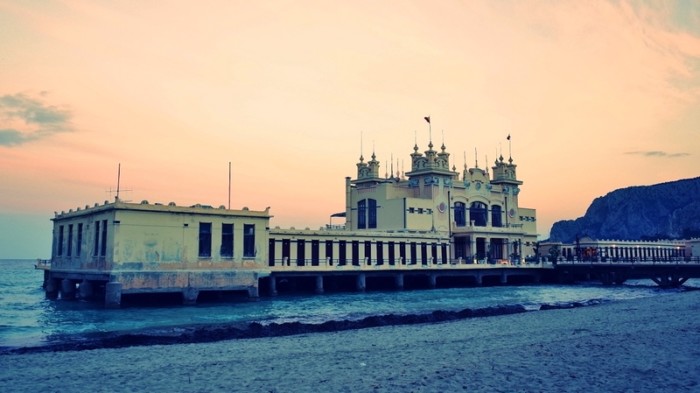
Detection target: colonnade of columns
<box><xmin>562</xmin><ymin>245</ymin><xmax>686</xmax><ymax>261</ymax></box>
<box><xmin>268</xmin><ymin>238</ymin><xmax>450</xmax><ymax>267</ymax></box>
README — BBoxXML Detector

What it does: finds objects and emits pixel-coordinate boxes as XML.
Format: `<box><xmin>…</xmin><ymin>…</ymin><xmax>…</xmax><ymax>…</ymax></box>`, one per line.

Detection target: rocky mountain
<box><xmin>549</xmin><ymin>177</ymin><xmax>700</xmax><ymax>243</ymax></box>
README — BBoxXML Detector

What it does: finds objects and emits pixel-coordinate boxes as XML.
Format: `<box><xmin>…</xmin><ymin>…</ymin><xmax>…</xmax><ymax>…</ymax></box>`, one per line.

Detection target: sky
<box><xmin>1</xmin><ymin>0</ymin><xmax>699</xmax><ymax>259</ymax></box>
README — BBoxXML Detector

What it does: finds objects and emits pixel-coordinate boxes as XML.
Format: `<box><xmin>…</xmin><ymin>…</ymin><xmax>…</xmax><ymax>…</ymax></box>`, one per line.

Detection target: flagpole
<box><xmin>507</xmin><ymin>134</ymin><xmax>512</xmax><ymax>160</ymax></box>
<box><xmin>424</xmin><ymin>115</ymin><xmax>431</xmax><ymax>142</ymax></box>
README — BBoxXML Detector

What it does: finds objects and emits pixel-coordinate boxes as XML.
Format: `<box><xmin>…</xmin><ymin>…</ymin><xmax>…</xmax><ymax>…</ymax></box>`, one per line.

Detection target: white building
<box><xmin>44</xmin><ymin>133</ymin><xmax>540</xmax><ymax>305</ymax></box>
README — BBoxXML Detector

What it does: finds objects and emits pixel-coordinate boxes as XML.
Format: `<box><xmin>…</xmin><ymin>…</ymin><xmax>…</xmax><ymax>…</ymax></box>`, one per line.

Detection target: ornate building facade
<box><xmin>267</xmin><ymin>137</ymin><xmax>538</xmax><ymax>266</ymax></box>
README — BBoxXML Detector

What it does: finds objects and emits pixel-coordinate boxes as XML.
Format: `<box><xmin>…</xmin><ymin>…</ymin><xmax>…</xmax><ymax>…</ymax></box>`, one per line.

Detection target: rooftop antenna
<box><xmin>390</xmin><ymin>153</ymin><xmax>394</xmax><ymax>178</ymax></box>
<box><xmin>228</xmin><ymin>161</ymin><xmax>231</xmax><ymax>209</ymax></box>
<box><xmin>463</xmin><ymin>151</ymin><xmax>467</xmax><ymax>170</ymax></box>
<box><xmin>116</xmin><ymin>163</ymin><xmax>121</xmax><ymax>201</ymax></box>
<box><xmin>360</xmin><ymin>131</ymin><xmax>364</xmax><ymax>160</ymax></box>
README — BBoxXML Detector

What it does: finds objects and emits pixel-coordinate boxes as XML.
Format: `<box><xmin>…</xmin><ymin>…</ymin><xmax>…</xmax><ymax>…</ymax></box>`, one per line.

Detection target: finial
<box><xmin>475</xmin><ymin>147</ymin><xmax>479</xmax><ymax>168</ymax></box>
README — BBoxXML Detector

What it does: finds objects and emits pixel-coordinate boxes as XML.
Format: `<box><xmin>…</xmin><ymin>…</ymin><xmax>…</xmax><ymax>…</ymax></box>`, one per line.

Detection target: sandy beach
<box><xmin>1</xmin><ymin>291</ymin><xmax>699</xmax><ymax>393</ymax></box>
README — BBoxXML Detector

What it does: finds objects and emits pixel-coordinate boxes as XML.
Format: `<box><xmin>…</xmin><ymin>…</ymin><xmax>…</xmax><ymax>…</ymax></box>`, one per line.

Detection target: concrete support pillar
<box><xmin>500</xmin><ymin>273</ymin><xmax>508</xmax><ymax>284</ymax></box>
<box><xmin>182</xmin><ymin>288</ymin><xmax>200</xmax><ymax>305</ymax></box>
<box><xmin>79</xmin><ymin>279</ymin><xmax>94</xmax><ymax>299</ymax></box>
<box><xmin>248</xmin><ymin>285</ymin><xmax>259</xmax><ymax>298</ymax></box>
<box><xmin>315</xmin><ymin>275</ymin><xmax>324</xmax><ymax>294</ymax></box>
<box><xmin>356</xmin><ymin>273</ymin><xmax>366</xmax><ymax>292</ymax></box>
<box><xmin>61</xmin><ymin>279</ymin><xmax>76</xmax><ymax>299</ymax></box>
<box><xmin>45</xmin><ymin>278</ymin><xmax>59</xmax><ymax>299</ymax></box>
<box><xmin>105</xmin><ymin>282</ymin><xmax>122</xmax><ymax>308</ymax></box>
<box><xmin>269</xmin><ymin>276</ymin><xmax>278</xmax><ymax>296</ymax></box>
<box><xmin>395</xmin><ymin>273</ymin><xmax>404</xmax><ymax>290</ymax></box>
<box><xmin>428</xmin><ymin>274</ymin><xmax>437</xmax><ymax>288</ymax></box>
<box><xmin>475</xmin><ymin>274</ymin><xmax>483</xmax><ymax>285</ymax></box>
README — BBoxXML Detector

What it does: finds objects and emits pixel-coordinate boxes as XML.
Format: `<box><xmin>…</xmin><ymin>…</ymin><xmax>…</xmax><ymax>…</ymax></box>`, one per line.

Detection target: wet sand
<box><xmin>1</xmin><ymin>290</ymin><xmax>699</xmax><ymax>392</ymax></box>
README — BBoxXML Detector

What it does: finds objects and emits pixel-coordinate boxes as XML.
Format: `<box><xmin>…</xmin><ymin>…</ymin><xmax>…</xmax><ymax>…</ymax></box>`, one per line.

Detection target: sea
<box><xmin>0</xmin><ymin>259</ymin><xmax>693</xmax><ymax>351</ymax></box>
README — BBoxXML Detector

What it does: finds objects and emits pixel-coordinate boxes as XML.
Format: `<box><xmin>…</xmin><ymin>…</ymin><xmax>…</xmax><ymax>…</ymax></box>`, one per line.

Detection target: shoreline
<box><xmin>1</xmin><ymin>291</ymin><xmax>699</xmax><ymax>392</ymax></box>
<box><xmin>1</xmin><ymin>298</ymin><xmax>610</xmax><ymax>355</ymax></box>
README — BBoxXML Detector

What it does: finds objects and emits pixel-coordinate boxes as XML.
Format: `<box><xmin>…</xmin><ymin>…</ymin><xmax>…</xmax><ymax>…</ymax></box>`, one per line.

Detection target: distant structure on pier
<box><xmin>43</xmin><ymin>120</ymin><xmax>541</xmax><ymax>306</ymax></box>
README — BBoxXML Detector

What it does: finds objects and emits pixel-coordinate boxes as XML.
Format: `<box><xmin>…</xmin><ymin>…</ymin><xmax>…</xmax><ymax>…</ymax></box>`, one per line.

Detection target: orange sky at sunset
<box><xmin>1</xmin><ymin>1</ymin><xmax>699</xmax><ymax>258</ymax></box>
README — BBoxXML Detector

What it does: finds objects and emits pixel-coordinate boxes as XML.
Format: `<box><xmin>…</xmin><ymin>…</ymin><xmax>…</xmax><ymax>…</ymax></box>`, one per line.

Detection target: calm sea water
<box><xmin>0</xmin><ymin>259</ymin><xmax>690</xmax><ymax>349</ymax></box>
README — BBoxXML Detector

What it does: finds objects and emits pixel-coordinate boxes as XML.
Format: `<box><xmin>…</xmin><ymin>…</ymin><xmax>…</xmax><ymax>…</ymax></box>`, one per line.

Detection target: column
<box><xmin>182</xmin><ymin>288</ymin><xmax>199</xmax><ymax>305</ymax></box>
<box><xmin>395</xmin><ymin>273</ymin><xmax>404</xmax><ymax>290</ymax></box>
<box><xmin>61</xmin><ymin>279</ymin><xmax>76</xmax><ymax>299</ymax></box>
<box><xmin>315</xmin><ymin>275</ymin><xmax>324</xmax><ymax>294</ymax></box>
<box><xmin>356</xmin><ymin>273</ymin><xmax>366</xmax><ymax>292</ymax></box>
<box><xmin>470</xmin><ymin>237</ymin><xmax>476</xmax><ymax>263</ymax></box>
<box><xmin>269</xmin><ymin>276</ymin><xmax>278</xmax><ymax>296</ymax></box>
<box><xmin>290</xmin><ymin>240</ymin><xmax>299</xmax><ymax>266</ymax></box>
<box><xmin>429</xmin><ymin>274</ymin><xmax>437</xmax><ymax>288</ymax></box>
<box><xmin>105</xmin><ymin>281</ymin><xmax>122</xmax><ymax>308</ymax></box>
<box><xmin>79</xmin><ymin>279</ymin><xmax>94</xmax><ymax>299</ymax></box>
<box><xmin>45</xmin><ymin>277</ymin><xmax>59</xmax><ymax>299</ymax></box>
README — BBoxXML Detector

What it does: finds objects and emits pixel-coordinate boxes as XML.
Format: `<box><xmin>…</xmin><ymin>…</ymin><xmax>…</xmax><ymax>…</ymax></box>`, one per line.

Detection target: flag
<box><xmin>424</xmin><ymin>116</ymin><xmax>431</xmax><ymax>124</ymax></box>
<box><xmin>507</xmin><ymin>134</ymin><xmax>511</xmax><ymax>140</ymax></box>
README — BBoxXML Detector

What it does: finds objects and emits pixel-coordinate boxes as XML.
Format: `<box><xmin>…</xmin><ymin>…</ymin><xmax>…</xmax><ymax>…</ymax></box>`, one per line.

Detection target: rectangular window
<box><xmin>296</xmin><ymin>239</ymin><xmax>305</xmax><ymax>266</ymax></box>
<box><xmin>220</xmin><ymin>223</ymin><xmax>233</xmax><ymax>258</ymax></box>
<box><xmin>76</xmin><ymin>223</ymin><xmax>83</xmax><ymax>257</ymax></box>
<box><xmin>388</xmin><ymin>241</ymin><xmax>395</xmax><ymax>265</ymax></box>
<box><xmin>199</xmin><ymin>222</ymin><xmax>212</xmax><ymax>258</ymax></box>
<box><xmin>351</xmin><ymin>240</ymin><xmax>359</xmax><ymax>266</ymax></box>
<box><xmin>311</xmin><ymin>240</ymin><xmax>319</xmax><ymax>266</ymax></box>
<box><xmin>57</xmin><ymin>225</ymin><xmax>64</xmax><ymax>256</ymax></box>
<box><xmin>421</xmin><ymin>243</ymin><xmax>428</xmax><ymax>265</ymax></box>
<box><xmin>339</xmin><ymin>240</ymin><xmax>347</xmax><ymax>265</ymax></box>
<box><xmin>376</xmin><ymin>241</ymin><xmax>384</xmax><ymax>265</ymax></box>
<box><xmin>282</xmin><ymin>239</ymin><xmax>291</xmax><ymax>264</ymax></box>
<box><xmin>441</xmin><ymin>243</ymin><xmax>449</xmax><ymax>264</ymax></box>
<box><xmin>410</xmin><ymin>242</ymin><xmax>418</xmax><ymax>264</ymax></box>
<box><xmin>399</xmin><ymin>242</ymin><xmax>406</xmax><ymax>264</ymax></box>
<box><xmin>100</xmin><ymin>220</ymin><xmax>108</xmax><ymax>257</ymax></box>
<box><xmin>93</xmin><ymin>221</ymin><xmax>100</xmax><ymax>256</ymax></box>
<box><xmin>325</xmin><ymin>240</ymin><xmax>333</xmax><ymax>264</ymax></box>
<box><xmin>243</xmin><ymin>224</ymin><xmax>255</xmax><ymax>257</ymax></box>
<box><xmin>67</xmin><ymin>224</ymin><xmax>73</xmax><ymax>257</ymax></box>
<box><xmin>268</xmin><ymin>239</ymin><xmax>276</xmax><ymax>266</ymax></box>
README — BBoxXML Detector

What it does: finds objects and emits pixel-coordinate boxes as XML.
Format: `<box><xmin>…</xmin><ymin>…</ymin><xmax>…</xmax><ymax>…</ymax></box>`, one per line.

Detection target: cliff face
<box><xmin>549</xmin><ymin>177</ymin><xmax>700</xmax><ymax>243</ymax></box>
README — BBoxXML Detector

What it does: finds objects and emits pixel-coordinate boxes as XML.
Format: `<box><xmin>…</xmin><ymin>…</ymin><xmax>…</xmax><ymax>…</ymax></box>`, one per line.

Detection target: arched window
<box><xmin>470</xmin><ymin>202</ymin><xmax>487</xmax><ymax>227</ymax></box>
<box><xmin>357</xmin><ymin>198</ymin><xmax>378</xmax><ymax>229</ymax></box>
<box><xmin>491</xmin><ymin>205</ymin><xmax>502</xmax><ymax>227</ymax></box>
<box><xmin>454</xmin><ymin>202</ymin><xmax>466</xmax><ymax>227</ymax></box>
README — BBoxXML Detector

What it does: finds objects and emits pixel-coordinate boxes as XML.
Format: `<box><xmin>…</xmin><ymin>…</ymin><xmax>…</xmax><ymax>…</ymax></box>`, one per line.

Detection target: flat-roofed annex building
<box><xmin>46</xmin><ymin>199</ymin><xmax>270</xmax><ymax>307</ymax></box>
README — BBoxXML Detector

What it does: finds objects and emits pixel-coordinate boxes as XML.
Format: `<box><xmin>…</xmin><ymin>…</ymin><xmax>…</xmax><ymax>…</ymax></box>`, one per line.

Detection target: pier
<box><xmin>262</xmin><ymin>258</ymin><xmax>550</xmax><ymax>295</ymax></box>
<box><xmin>554</xmin><ymin>257</ymin><xmax>700</xmax><ymax>287</ymax></box>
